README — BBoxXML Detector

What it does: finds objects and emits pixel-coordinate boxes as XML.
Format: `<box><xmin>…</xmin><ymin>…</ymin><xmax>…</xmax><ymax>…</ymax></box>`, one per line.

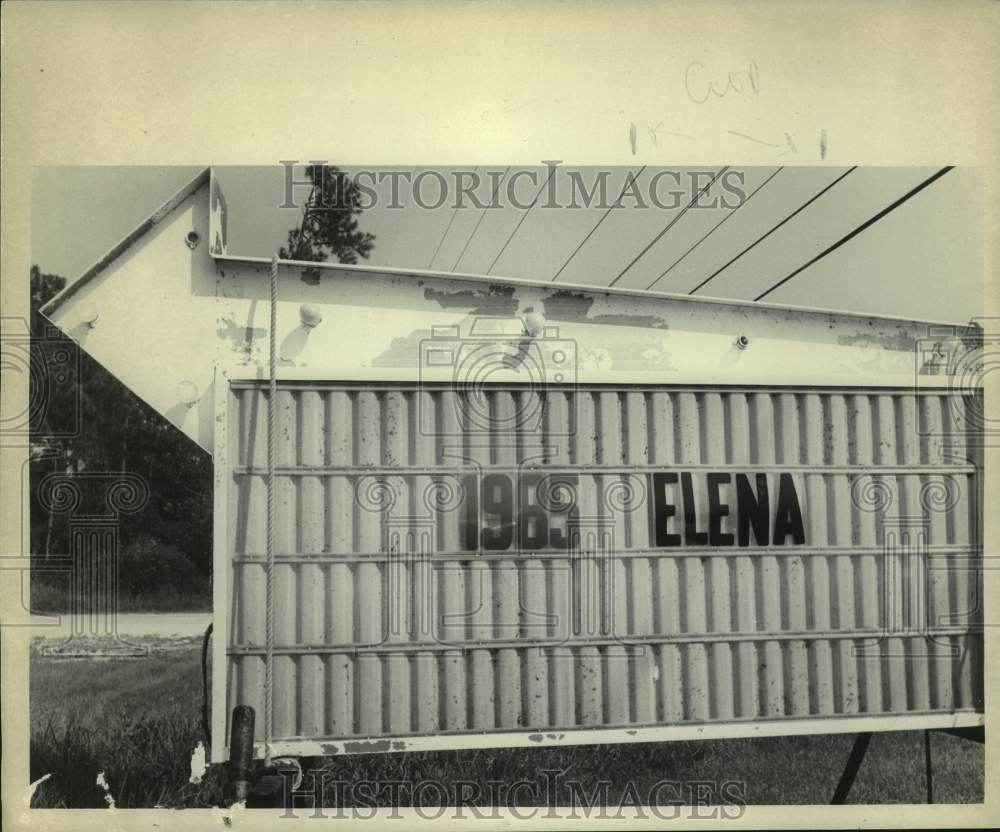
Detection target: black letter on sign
<box><xmin>482</xmin><ymin>473</ymin><xmax>514</xmax><ymax>550</ymax></box>
<box><xmin>736</xmin><ymin>473</ymin><xmax>769</xmax><ymax>547</ymax></box>
<box><xmin>681</xmin><ymin>472</ymin><xmax>709</xmax><ymax>546</ymax></box>
<box><xmin>518</xmin><ymin>473</ymin><xmax>547</xmax><ymax>551</ymax></box>
<box><xmin>652</xmin><ymin>473</ymin><xmax>681</xmax><ymax>547</ymax></box>
<box><xmin>707</xmin><ymin>473</ymin><xmax>734</xmax><ymax>546</ymax></box>
<box><xmin>461</xmin><ymin>474</ymin><xmax>479</xmax><ymax>551</ymax></box>
<box><xmin>543</xmin><ymin>473</ymin><xmax>578</xmax><ymax>550</ymax></box>
<box><xmin>773</xmin><ymin>473</ymin><xmax>805</xmax><ymax>545</ymax></box>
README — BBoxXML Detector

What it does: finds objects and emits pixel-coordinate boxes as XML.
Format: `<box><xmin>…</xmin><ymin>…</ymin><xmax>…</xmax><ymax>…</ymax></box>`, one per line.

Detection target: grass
<box><xmin>30</xmin><ymin>646</ymin><xmax>984</xmax><ymax>809</ymax></box>
<box><xmin>29</xmin><ymin>577</ymin><xmax>210</xmax><ymax>614</ymax></box>
<box><xmin>30</xmin><ymin>645</ymin><xmax>225</xmax><ymax>808</ymax></box>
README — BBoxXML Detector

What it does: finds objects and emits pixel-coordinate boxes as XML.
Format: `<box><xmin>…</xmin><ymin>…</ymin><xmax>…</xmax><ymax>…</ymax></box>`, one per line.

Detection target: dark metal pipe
<box><xmin>201</xmin><ymin>622</ymin><xmax>213</xmax><ymax>747</ymax></box>
<box><xmin>228</xmin><ymin>705</ymin><xmax>256</xmax><ymax>803</ymax></box>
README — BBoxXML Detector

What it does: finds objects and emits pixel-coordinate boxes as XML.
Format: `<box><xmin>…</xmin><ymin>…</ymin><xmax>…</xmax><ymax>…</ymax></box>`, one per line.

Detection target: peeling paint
<box><xmin>592</xmin><ymin>313</ymin><xmax>670</xmax><ymax>329</ymax></box>
<box><xmin>837</xmin><ymin>331</ymin><xmax>915</xmax><ymax>352</ymax></box>
<box><xmin>301</xmin><ymin>267</ymin><xmax>321</xmax><ymax>286</ymax></box>
<box><xmin>373</xmin><ymin>321</ymin><xmax>670</xmax><ymax>372</ymax></box>
<box><xmin>543</xmin><ymin>290</ymin><xmax>597</xmax><ymax>320</ymax></box>
<box><xmin>189</xmin><ymin>741</ymin><xmax>207</xmax><ymax>784</ymax></box>
<box><xmin>524</xmin><ymin>732</ymin><xmax>568</xmax><ymax>742</ymax></box>
<box><xmin>342</xmin><ymin>739</ymin><xmax>397</xmax><ymax>753</ymax></box>
<box><xmin>217</xmin><ymin>315</ymin><xmax>265</xmax><ymax>356</ymax></box>
<box><xmin>579</xmin><ymin>335</ymin><xmax>674</xmax><ymax>372</ymax></box>
<box><xmin>543</xmin><ymin>290</ymin><xmax>670</xmax><ymax>330</ymax></box>
<box><xmin>371</xmin><ymin>328</ymin><xmax>433</xmax><ymax>367</ymax></box>
<box><xmin>424</xmin><ymin>285</ymin><xmax>518</xmax><ymax>315</ymax></box>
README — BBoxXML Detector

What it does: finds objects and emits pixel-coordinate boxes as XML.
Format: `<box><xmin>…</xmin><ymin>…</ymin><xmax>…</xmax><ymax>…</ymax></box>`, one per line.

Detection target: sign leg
<box><xmin>924</xmin><ymin>730</ymin><xmax>933</xmax><ymax>804</ymax></box>
<box><xmin>831</xmin><ymin>732</ymin><xmax>873</xmax><ymax>804</ymax></box>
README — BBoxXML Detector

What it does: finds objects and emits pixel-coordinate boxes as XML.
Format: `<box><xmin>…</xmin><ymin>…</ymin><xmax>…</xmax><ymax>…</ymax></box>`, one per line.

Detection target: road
<box><xmin>29</xmin><ymin>612</ymin><xmax>212</xmax><ymax>640</ymax></box>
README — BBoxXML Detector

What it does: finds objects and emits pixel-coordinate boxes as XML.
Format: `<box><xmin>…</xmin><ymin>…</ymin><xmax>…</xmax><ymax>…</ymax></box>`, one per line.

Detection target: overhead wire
<box><xmin>645</xmin><ymin>166</ymin><xmax>784</xmax><ymax>291</ymax></box>
<box><xmin>754</xmin><ymin>166</ymin><xmax>953</xmax><ymax>301</ymax></box>
<box><xmin>552</xmin><ymin>166</ymin><xmax>647</xmax><ymax>282</ymax></box>
<box><xmin>687</xmin><ymin>166</ymin><xmax>856</xmax><ymax>295</ymax></box>
<box><xmin>608</xmin><ymin>166</ymin><xmax>728</xmax><ymax>288</ymax></box>
<box><xmin>453</xmin><ymin>166</ymin><xmax>510</xmax><ymax>271</ymax></box>
<box><xmin>486</xmin><ymin>165</ymin><xmax>559</xmax><ymax>275</ymax></box>
<box><xmin>427</xmin><ymin>166</ymin><xmax>476</xmax><ymax>269</ymax></box>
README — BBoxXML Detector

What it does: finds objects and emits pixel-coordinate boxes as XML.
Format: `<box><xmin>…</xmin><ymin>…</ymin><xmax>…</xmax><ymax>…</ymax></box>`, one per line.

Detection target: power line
<box><xmin>646</xmin><ymin>166</ymin><xmax>784</xmax><ymax>291</ymax></box>
<box><xmin>552</xmin><ymin>166</ymin><xmax>646</xmax><ymax>282</ymax></box>
<box><xmin>609</xmin><ymin>166</ymin><xmax>728</xmax><ymax>288</ymax></box>
<box><xmin>688</xmin><ymin>166</ymin><xmax>856</xmax><ymax>296</ymax></box>
<box><xmin>486</xmin><ymin>166</ymin><xmax>559</xmax><ymax>275</ymax></box>
<box><xmin>427</xmin><ymin>166</ymin><xmax>476</xmax><ymax>269</ymax></box>
<box><xmin>754</xmin><ymin>166</ymin><xmax>953</xmax><ymax>301</ymax></box>
<box><xmin>453</xmin><ymin>166</ymin><xmax>509</xmax><ymax>271</ymax></box>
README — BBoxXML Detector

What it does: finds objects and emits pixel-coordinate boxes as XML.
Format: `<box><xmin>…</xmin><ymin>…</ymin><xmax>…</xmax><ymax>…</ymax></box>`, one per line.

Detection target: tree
<box><xmin>28</xmin><ymin>164</ymin><xmax>375</xmax><ymax>606</ymax></box>
<box><xmin>28</xmin><ymin>266</ymin><xmax>213</xmax><ymax>600</ymax></box>
<box><xmin>279</xmin><ymin>165</ymin><xmax>375</xmax><ymax>264</ymax></box>
<box><xmin>30</xmin><ymin>265</ymin><xmax>66</xmax><ymax>331</ymax></box>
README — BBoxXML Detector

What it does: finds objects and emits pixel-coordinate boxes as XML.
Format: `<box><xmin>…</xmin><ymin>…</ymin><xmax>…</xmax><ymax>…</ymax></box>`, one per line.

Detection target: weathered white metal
<box><xmin>40</xmin><ymin>169</ymin><xmax>983</xmax><ymax>452</ymax></box>
<box><xmin>213</xmin><ymin>378</ymin><xmax>982</xmax><ymax>758</ymax></box>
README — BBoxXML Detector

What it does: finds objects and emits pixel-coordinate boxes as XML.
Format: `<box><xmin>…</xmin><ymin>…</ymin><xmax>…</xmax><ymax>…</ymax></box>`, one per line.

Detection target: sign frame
<box><xmin>210</xmin><ymin>369</ymin><xmax>985</xmax><ymax>761</ymax></box>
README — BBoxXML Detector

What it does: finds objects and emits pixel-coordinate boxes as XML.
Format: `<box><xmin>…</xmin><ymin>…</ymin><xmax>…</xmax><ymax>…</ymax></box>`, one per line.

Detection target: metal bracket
<box><xmin>831</xmin><ymin>728</ymin><xmax>955</xmax><ymax>804</ymax></box>
<box><xmin>831</xmin><ymin>731</ymin><xmax>873</xmax><ymax>804</ymax></box>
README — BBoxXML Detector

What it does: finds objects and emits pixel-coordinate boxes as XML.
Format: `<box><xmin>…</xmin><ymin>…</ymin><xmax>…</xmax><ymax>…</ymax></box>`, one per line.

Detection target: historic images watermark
<box><xmin>349</xmin><ymin>314</ymin><xmax>993</xmax><ymax>663</ymax></box>
<box><xmin>1</xmin><ymin>315</ymin><xmax>151</xmax><ymax>639</ymax></box>
<box><xmin>916</xmin><ymin>318</ymin><xmax>999</xmax><ymax>450</ymax></box>
<box><xmin>0</xmin><ymin>316</ymin><xmax>81</xmax><ymax>447</ymax></box>
<box><xmin>274</xmin><ymin>770</ymin><xmax>748</xmax><ymax>821</ymax></box>
<box><xmin>279</xmin><ymin>161</ymin><xmax>749</xmax><ymax>212</ymax></box>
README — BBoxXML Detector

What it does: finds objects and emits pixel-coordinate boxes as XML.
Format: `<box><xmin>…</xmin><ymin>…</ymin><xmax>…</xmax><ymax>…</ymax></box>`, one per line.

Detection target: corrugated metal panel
<box><xmin>222</xmin><ymin>382</ymin><xmax>982</xmax><ymax>750</ymax></box>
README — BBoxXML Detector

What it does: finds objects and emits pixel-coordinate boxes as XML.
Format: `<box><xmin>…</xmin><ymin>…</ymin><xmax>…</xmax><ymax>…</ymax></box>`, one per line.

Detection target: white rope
<box><xmin>264</xmin><ymin>254</ymin><xmax>278</xmax><ymax>765</ymax></box>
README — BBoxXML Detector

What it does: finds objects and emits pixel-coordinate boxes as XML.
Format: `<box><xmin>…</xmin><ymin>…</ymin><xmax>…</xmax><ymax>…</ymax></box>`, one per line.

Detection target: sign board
<box><xmin>33</xmin><ymin>168</ymin><xmax>984</xmax><ymax>760</ymax></box>
<box><xmin>214</xmin><ymin>378</ymin><xmax>983</xmax><ymax>758</ymax></box>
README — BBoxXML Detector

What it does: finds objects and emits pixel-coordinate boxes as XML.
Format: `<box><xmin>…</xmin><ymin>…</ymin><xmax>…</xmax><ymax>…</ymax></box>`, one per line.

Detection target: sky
<box><xmin>32</xmin><ymin>164</ymin><xmax>985</xmax><ymax>324</ymax></box>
